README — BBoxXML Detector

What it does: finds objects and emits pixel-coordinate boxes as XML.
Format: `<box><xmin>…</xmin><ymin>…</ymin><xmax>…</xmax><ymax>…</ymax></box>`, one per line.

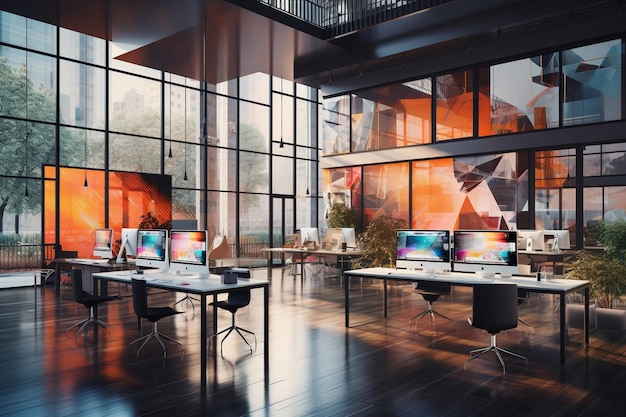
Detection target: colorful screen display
<box><xmin>170</xmin><ymin>230</ymin><xmax>208</xmax><ymax>266</ymax></box>
<box><xmin>136</xmin><ymin>229</ymin><xmax>168</xmax><ymax>261</ymax></box>
<box><xmin>453</xmin><ymin>230</ymin><xmax>518</xmax><ymax>273</ymax></box>
<box><xmin>396</xmin><ymin>230</ymin><xmax>450</xmax><ymax>262</ymax></box>
<box><xmin>93</xmin><ymin>228</ymin><xmax>113</xmax><ymax>258</ymax></box>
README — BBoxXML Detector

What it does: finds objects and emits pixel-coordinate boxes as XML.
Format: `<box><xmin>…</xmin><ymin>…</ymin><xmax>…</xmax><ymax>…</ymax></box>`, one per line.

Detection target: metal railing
<box><xmin>255</xmin><ymin>0</ymin><xmax>453</xmax><ymax>37</ymax></box>
<box><xmin>0</xmin><ymin>243</ymin><xmax>48</xmax><ymax>271</ymax></box>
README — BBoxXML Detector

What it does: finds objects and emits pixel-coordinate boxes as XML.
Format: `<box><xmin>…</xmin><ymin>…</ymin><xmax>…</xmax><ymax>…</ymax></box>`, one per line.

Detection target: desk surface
<box><xmin>344</xmin><ymin>267</ymin><xmax>589</xmax><ymax>294</ymax></box>
<box><xmin>93</xmin><ymin>270</ymin><xmax>269</xmax><ymax>293</ymax></box>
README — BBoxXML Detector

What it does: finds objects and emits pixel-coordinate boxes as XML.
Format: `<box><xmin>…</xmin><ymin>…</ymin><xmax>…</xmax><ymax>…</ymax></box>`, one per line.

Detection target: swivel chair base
<box><xmin>208</xmin><ymin>315</ymin><xmax>257</xmax><ymax>355</ymax></box>
<box><xmin>464</xmin><ymin>333</ymin><xmax>528</xmax><ymax>374</ymax></box>
<box><xmin>130</xmin><ymin>322</ymin><xmax>183</xmax><ymax>359</ymax></box>
<box><xmin>66</xmin><ymin>308</ymin><xmax>110</xmax><ymax>335</ymax></box>
<box><xmin>409</xmin><ymin>300</ymin><xmax>454</xmax><ymax>333</ymax></box>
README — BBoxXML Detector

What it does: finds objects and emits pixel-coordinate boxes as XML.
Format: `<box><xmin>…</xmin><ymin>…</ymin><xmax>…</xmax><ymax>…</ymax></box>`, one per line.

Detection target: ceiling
<box><xmin>2</xmin><ymin>0</ymin><xmax>624</xmax><ymax>94</ymax></box>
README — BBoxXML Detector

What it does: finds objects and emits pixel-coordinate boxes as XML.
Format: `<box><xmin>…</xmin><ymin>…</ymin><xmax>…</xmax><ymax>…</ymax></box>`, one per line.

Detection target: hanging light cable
<box><xmin>24</xmin><ymin>20</ymin><xmax>29</xmax><ymax>197</ymax></box>
<box><xmin>279</xmin><ymin>87</ymin><xmax>284</xmax><ymax>148</ymax></box>
<box><xmin>83</xmin><ymin>67</ymin><xmax>88</xmax><ymax>188</ymax></box>
<box><xmin>168</xmin><ymin>84</ymin><xmax>172</xmax><ymax>158</ymax></box>
<box><xmin>24</xmin><ymin>26</ymin><xmax>29</xmax><ymax>197</ymax></box>
<box><xmin>183</xmin><ymin>85</ymin><xmax>188</xmax><ymax>181</ymax></box>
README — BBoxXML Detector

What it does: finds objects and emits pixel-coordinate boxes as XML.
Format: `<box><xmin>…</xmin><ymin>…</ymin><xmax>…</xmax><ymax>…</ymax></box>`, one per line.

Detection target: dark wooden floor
<box><xmin>1</xmin><ymin>266</ymin><xmax>626</xmax><ymax>417</ymax></box>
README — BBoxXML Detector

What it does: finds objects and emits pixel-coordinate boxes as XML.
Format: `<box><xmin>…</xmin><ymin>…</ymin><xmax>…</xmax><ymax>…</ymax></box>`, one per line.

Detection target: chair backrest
<box><xmin>416</xmin><ymin>281</ymin><xmax>451</xmax><ymax>294</ymax></box>
<box><xmin>227</xmin><ymin>289</ymin><xmax>251</xmax><ymax>307</ymax></box>
<box><xmin>471</xmin><ymin>283</ymin><xmax>518</xmax><ymax>334</ymax></box>
<box><xmin>131</xmin><ymin>278</ymin><xmax>149</xmax><ymax>319</ymax></box>
<box><xmin>71</xmin><ymin>269</ymin><xmax>84</xmax><ymax>302</ymax></box>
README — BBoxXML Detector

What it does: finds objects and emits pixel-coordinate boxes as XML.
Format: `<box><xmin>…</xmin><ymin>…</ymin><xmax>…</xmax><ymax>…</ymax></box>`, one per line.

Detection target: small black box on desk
<box><xmin>221</xmin><ymin>267</ymin><xmax>251</xmax><ymax>284</ymax></box>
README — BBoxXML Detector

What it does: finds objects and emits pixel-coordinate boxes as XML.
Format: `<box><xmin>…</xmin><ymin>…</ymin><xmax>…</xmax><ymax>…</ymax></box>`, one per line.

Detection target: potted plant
<box><xmin>355</xmin><ymin>215</ymin><xmax>408</xmax><ymax>268</ymax></box>
<box><xmin>565</xmin><ymin>221</ymin><xmax>626</xmax><ymax>329</ymax></box>
<box><xmin>326</xmin><ymin>202</ymin><xmax>356</xmax><ymax>229</ymax></box>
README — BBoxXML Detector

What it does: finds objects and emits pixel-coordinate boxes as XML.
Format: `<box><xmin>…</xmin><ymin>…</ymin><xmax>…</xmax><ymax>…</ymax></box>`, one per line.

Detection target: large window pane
<box><xmin>240</xmin><ymin>72</ymin><xmax>270</xmax><ymax>104</ymax></box>
<box><xmin>240</xmin><ymin>151</ymin><xmax>268</xmax><ymax>193</ymax></box>
<box><xmin>59</xmin><ymin>61</ymin><xmax>106</xmax><ymax>127</ymax></box>
<box><xmin>362</xmin><ymin>162</ymin><xmax>409</xmax><ymax>224</ymax></box>
<box><xmin>240</xmin><ymin>101</ymin><xmax>269</xmax><ymax>152</ymax></box>
<box><xmin>59</xmin><ymin>28</ymin><xmax>105</xmax><ymax>65</ymax></box>
<box><xmin>272</xmin><ymin>155</ymin><xmax>294</xmax><ymax>195</ymax></box>
<box><xmin>296</xmin><ymin>97</ymin><xmax>317</xmax><ymax>148</ymax></box>
<box><xmin>59</xmin><ymin>126</ymin><xmax>104</xmax><ymax>170</ymax></box>
<box><xmin>0</xmin><ymin>119</ymin><xmax>55</xmax><ymax>177</ymax></box>
<box><xmin>484</xmin><ymin>55</ymin><xmax>559</xmax><ymax>135</ymax></box>
<box><xmin>321</xmin><ymin>95</ymin><xmax>350</xmax><ymax>155</ymax></box>
<box><xmin>240</xmin><ymin>193</ymin><xmax>269</xmax><ymax>242</ymax></box>
<box><xmin>352</xmin><ymin>80</ymin><xmax>431</xmax><ymax>151</ymax></box>
<box><xmin>109</xmin><ymin>72</ymin><xmax>161</xmax><ymax>137</ymax></box>
<box><xmin>436</xmin><ymin>71</ymin><xmax>472</xmax><ymax>140</ymax></box>
<box><xmin>563</xmin><ymin>39</ymin><xmax>622</xmax><ymax>126</ymax></box>
<box><xmin>109</xmin><ymin>133</ymin><xmax>160</xmax><ymax>174</ymax></box>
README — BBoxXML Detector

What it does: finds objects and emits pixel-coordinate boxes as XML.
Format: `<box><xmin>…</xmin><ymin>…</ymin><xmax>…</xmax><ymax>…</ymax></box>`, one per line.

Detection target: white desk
<box><xmin>343</xmin><ymin>267</ymin><xmax>590</xmax><ymax>364</ymax></box>
<box><xmin>263</xmin><ymin>247</ymin><xmax>362</xmax><ymax>278</ymax></box>
<box><xmin>93</xmin><ymin>270</ymin><xmax>270</xmax><ymax>388</ymax></box>
<box><xmin>55</xmin><ymin>258</ymin><xmax>133</xmax><ymax>296</ymax></box>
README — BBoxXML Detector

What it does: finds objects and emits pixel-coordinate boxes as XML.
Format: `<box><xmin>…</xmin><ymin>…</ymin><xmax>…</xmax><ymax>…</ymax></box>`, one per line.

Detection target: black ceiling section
<box><xmin>1</xmin><ymin>0</ymin><xmax>623</xmax><ymax>91</ymax></box>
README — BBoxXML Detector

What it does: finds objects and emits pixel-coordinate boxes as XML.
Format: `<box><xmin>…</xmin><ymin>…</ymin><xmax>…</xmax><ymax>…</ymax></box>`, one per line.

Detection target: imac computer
<box><xmin>116</xmin><ymin>227</ymin><xmax>138</xmax><ymax>263</ymax></box>
<box><xmin>135</xmin><ymin>229</ymin><xmax>168</xmax><ymax>272</ymax></box>
<box><xmin>324</xmin><ymin>228</ymin><xmax>357</xmax><ymax>250</ymax></box>
<box><xmin>517</xmin><ymin>229</ymin><xmax>545</xmax><ymax>252</ymax></box>
<box><xmin>299</xmin><ymin>227</ymin><xmax>320</xmax><ymax>248</ymax></box>
<box><xmin>169</xmin><ymin>230</ymin><xmax>209</xmax><ymax>277</ymax></box>
<box><xmin>453</xmin><ymin>230</ymin><xmax>518</xmax><ymax>275</ymax></box>
<box><xmin>396</xmin><ymin>229</ymin><xmax>451</xmax><ymax>271</ymax></box>
<box><xmin>93</xmin><ymin>228</ymin><xmax>113</xmax><ymax>259</ymax></box>
<box><xmin>544</xmin><ymin>229</ymin><xmax>571</xmax><ymax>251</ymax></box>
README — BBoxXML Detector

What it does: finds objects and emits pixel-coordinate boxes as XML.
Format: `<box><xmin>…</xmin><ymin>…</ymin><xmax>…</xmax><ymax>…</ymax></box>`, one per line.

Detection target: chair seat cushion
<box><xmin>145</xmin><ymin>306</ymin><xmax>181</xmax><ymax>322</ymax></box>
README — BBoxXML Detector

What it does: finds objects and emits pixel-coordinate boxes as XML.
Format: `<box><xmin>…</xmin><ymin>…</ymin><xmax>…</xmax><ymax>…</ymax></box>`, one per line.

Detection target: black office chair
<box><xmin>66</xmin><ymin>269</ymin><xmax>116</xmax><ymax>335</ymax></box>
<box><xmin>208</xmin><ymin>289</ymin><xmax>257</xmax><ymax>355</ymax></box>
<box><xmin>465</xmin><ymin>283</ymin><xmax>528</xmax><ymax>374</ymax></box>
<box><xmin>129</xmin><ymin>278</ymin><xmax>183</xmax><ymax>358</ymax></box>
<box><xmin>409</xmin><ymin>281</ymin><xmax>454</xmax><ymax>332</ymax></box>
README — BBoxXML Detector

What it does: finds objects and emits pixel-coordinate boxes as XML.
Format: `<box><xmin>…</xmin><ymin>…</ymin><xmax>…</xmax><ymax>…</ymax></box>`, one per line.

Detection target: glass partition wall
<box><xmin>0</xmin><ymin>11</ymin><xmax>320</xmax><ymax>269</ymax></box>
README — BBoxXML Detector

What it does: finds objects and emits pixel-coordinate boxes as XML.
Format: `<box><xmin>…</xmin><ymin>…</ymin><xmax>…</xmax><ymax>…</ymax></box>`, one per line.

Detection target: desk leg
<box><xmin>264</xmin><ymin>285</ymin><xmax>269</xmax><ymax>378</ymax></box>
<box><xmin>560</xmin><ymin>292</ymin><xmax>566</xmax><ymax>364</ymax></box>
<box><xmin>344</xmin><ymin>271</ymin><xmax>350</xmax><ymax>327</ymax></box>
<box><xmin>584</xmin><ymin>287</ymin><xmax>590</xmax><ymax>345</ymax></box>
<box><xmin>54</xmin><ymin>263</ymin><xmax>61</xmax><ymax>298</ymax></box>
<box><xmin>383</xmin><ymin>277</ymin><xmax>388</xmax><ymax>318</ymax></box>
<box><xmin>201</xmin><ymin>294</ymin><xmax>207</xmax><ymax>389</ymax></box>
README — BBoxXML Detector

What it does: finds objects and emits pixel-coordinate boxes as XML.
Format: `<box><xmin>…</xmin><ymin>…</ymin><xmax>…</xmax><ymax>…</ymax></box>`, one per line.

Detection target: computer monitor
<box><xmin>324</xmin><ymin>227</ymin><xmax>357</xmax><ymax>250</ymax></box>
<box><xmin>396</xmin><ymin>229</ymin><xmax>451</xmax><ymax>271</ymax></box>
<box><xmin>299</xmin><ymin>227</ymin><xmax>320</xmax><ymax>247</ymax></box>
<box><xmin>452</xmin><ymin>230</ymin><xmax>518</xmax><ymax>275</ymax></box>
<box><xmin>93</xmin><ymin>228</ymin><xmax>113</xmax><ymax>259</ymax></box>
<box><xmin>544</xmin><ymin>229</ymin><xmax>571</xmax><ymax>251</ymax></box>
<box><xmin>116</xmin><ymin>227</ymin><xmax>138</xmax><ymax>263</ymax></box>
<box><xmin>169</xmin><ymin>230</ymin><xmax>209</xmax><ymax>276</ymax></box>
<box><xmin>135</xmin><ymin>229</ymin><xmax>168</xmax><ymax>272</ymax></box>
<box><xmin>517</xmin><ymin>229</ymin><xmax>545</xmax><ymax>251</ymax></box>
